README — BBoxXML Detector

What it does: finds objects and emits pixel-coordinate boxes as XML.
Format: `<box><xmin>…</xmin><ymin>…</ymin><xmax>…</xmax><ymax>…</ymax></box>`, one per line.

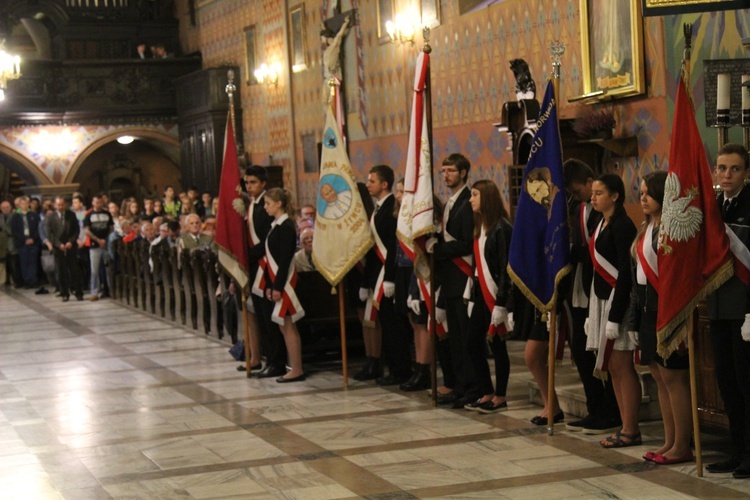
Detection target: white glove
<box><xmin>407</xmin><ymin>295</ymin><xmax>421</xmax><ymax>315</ymax></box>
<box><xmin>605</xmin><ymin>321</ymin><xmax>620</xmax><ymax>340</ymax></box>
<box><xmin>359</xmin><ymin>287</ymin><xmax>369</xmax><ymax>302</ymax></box>
<box><xmin>584</xmin><ymin>317</ymin><xmax>590</xmax><ymax>336</ymax></box>
<box><xmin>507</xmin><ymin>312</ymin><xmax>515</xmax><ymax>331</ymax></box>
<box><xmin>628</xmin><ymin>330</ymin><xmax>639</xmax><ymax>346</ymax></box>
<box><xmin>742</xmin><ymin>314</ymin><xmax>750</xmax><ymax>342</ymax></box>
<box><xmin>383</xmin><ymin>281</ymin><xmax>395</xmax><ymax>298</ymax></box>
<box><xmin>435</xmin><ymin>307</ymin><xmax>447</xmax><ymax>323</ymax></box>
<box><xmin>491</xmin><ymin>306</ymin><xmax>508</xmax><ymax>327</ymax></box>
<box><xmin>425</xmin><ymin>237</ymin><xmax>438</xmax><ymax>254</ymax></box>
<box><xmin>467</xmin><ymin>301</ymin><xmax>474</xmax><ymax>318</ymax></box>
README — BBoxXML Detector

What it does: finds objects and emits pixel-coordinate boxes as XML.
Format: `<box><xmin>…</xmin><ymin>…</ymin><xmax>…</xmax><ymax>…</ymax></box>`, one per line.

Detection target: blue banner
<box><xmin>507</xmin><ymin>81</ymin><xmax>570</xmax><ymax>313</ymax></box>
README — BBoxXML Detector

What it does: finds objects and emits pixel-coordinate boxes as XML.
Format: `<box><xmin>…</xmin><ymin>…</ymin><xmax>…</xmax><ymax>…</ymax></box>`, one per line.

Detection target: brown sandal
<box><xmin>600</xmin><ymin>431</ymin><xmax>642</xmax><ymax>448</ymax></box>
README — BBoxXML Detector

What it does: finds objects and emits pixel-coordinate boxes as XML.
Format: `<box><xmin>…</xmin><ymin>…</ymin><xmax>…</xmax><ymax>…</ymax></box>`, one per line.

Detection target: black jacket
<box><xmin>472</xmin><ymin>218</ymin><xmax>513</xmax><ymax>307</ymax></box>
<box><xmin>708</xmin><ymin>186</ymin><xmax>750</xmax><ymax>319</ymax></box>
<box><xmin>265</xmin><ymin>217</ymin><xmax>297</xmax><ymax>292</ymax></box>
<box><xmin>364</xmin><ymin>193</ymin><xmax>397</xmax><ymax>289</ymax></box>
<box><xmin>569</xmin><ymin>200</ymin><xmax>602</xmax><ymax>300</ymax></box>
<box><xmin>10</xmin><ymin>210</ymin><xmax>41</xmax><ymax>248</ymax></box>
<box><xmin>592</xmin><ymin>208</ymin><xmax>636</xmax><ymax>324</ymax></box>
<box><xmin>248</xmin><ymin>192</ymin><xmax>275</xmax><ymax>267</ymax></box>
<box><xmin>434</xmin><ymin>186</ymin><xmax>474</xmax><ymax>298</ymax></box>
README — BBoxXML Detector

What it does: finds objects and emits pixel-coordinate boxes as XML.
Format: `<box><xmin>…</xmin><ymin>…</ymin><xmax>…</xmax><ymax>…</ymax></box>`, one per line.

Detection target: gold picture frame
<box><xmin>244</xmin><ymin>25</ymin><xmax>257</xmax><ymax>85</ymax></box>
<box><xmin>580</xmin><ymin>0</ymin><xmax>645</xmax><ymax>100</ymax></box>
<box><xmin>377</xmin><ymin>0</ymin><xmax>394</xmax><ymax>44</ymax></box>
<box><xmin>642</xmin><ymin>0</ymin><xmax>750</xmax><ymax>16</ymax></box>
<box><xmin>290</xmin><ymin>3</ymin><xmax>307</xmax><ymax>73</ymax></box>
<box><xmin>421</xmin><ymin>0</ymin><xmax>441</xmax><ymax>28</ymax></box>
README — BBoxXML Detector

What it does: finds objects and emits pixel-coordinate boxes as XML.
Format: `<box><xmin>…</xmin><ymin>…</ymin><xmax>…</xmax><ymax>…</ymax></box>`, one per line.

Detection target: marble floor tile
<box><xmin>2</xmin><ymin>289</ymin><xmax>747</xmax><ymax>499</ymax></box>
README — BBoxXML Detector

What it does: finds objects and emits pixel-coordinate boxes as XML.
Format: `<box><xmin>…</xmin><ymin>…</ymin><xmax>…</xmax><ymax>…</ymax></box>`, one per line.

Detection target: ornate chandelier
<box><xmin>0</xmin><ymin>41</ymin><xmax>21</xmax><ymax>101</ymax></box>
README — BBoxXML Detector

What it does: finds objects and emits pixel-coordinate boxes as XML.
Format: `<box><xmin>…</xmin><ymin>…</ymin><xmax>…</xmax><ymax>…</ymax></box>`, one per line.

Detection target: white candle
<box><xmin>743</xmin><ymin>75</ymin><xmax>750</xmax><ymax>111</ymax></box>
<box><xmin>717</xmin><ymin>73</ymin><xmax>731</xmax><ymax>110</ymax></box>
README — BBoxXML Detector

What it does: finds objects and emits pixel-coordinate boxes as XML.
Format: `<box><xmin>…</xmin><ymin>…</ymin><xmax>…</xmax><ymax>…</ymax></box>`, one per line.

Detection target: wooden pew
<box><xmin>180</xmin><ymin>248</ymin><xmax>197</xmax><ymax>330</ymax></box>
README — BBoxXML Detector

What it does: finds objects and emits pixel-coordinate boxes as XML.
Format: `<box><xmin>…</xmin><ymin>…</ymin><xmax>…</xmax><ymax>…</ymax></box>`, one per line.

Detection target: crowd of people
<box><xmin>3</xmin><ymin>144</ymin><xmax>750</xmax><ymax>477</ymax></box>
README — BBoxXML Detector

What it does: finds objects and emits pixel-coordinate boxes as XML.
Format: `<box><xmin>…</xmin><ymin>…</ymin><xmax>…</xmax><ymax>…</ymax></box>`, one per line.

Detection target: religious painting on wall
<box><xmin>377</xmin><ymin>0</ymin><xmax>394</xmax><ymax>44</ymax></box>
<box><xmin>244</xmin><ymin>25</ymin><xmax>257</xmax><ymax>85</ymax></box>
<box><xmin>579</xmin><ymin>0</ymin><xmax>645</xmax><ymax>100</ymax></box>
<box><xmin>458</xmin><ymin>0</ymin><xmax>512</xmax><ymax>15</ymax></box>
<box><xmin>290</xmin><ymin>4</ymin><xmax>307</xmax><ymax>72</ymax></box>
<box><xmin>642</xmin><ymin>0</ymin><xmax>750</xmax><ymax>16</ymax></box>
<box><xmin>421</xmin><ymin>0</ymin><xmax>441</xmax><ymax>28</ymax></box>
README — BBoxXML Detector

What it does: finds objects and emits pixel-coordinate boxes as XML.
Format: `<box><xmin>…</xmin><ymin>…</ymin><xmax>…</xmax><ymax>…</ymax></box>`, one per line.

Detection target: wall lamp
<box><xmin>254</xmin><ymin>62</ymin><xmax>280</xmax><ymax>87</ymax></box>
<box><xmin>386</xmin><ymin>13</ymin><xmax>419</xmax><ymax>47</ymax></box>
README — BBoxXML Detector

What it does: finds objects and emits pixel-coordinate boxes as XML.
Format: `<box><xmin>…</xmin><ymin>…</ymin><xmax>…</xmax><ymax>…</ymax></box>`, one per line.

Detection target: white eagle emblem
<box><xmin>231</xmin><ymin>184</ymin><xmax>246</xmax><ymax>217</ymax></box>
<box><xmin>659</xmin><ymin>172</ymin><xmax>702</xmax><ymax>255</ymax></box>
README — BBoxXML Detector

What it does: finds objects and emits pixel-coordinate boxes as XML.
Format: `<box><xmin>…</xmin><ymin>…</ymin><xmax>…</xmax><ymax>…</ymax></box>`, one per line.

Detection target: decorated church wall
<box><xmin>177</xmin><ymin>0</ymin><xmax>749</xmax><ymax>207</ymax></box>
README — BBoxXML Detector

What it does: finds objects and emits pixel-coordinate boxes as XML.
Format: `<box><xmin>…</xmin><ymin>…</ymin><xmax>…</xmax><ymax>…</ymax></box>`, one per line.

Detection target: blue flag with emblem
<box><xmin>507</xmin><ymin>81</ymin><xmax>570</xmax><ymax>313</ymax></box>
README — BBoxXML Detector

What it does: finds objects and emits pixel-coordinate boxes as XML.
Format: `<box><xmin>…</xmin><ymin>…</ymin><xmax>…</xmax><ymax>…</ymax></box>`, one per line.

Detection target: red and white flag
<box><xmin>214</xmin><ymin>114</ymin><xmax>250</xmax><ymax>290</ymax></box>
<box><xmin>656</xmin><ymin>79</ymin><xmax>733</xmax><ymax>357</ymax></box>
<box><xmin>396</xmin><ymin>51</ymin><xmax>441</xmax><ymax>333</ymax></box>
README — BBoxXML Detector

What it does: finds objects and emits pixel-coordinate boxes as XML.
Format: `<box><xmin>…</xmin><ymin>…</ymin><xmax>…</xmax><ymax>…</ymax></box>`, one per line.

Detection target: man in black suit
<box><xmin>427</xmin><ymin>153</ymin><xmax>475</xmax><ymax>407</ymax></box>
<box><xmin>46</xmin><ymin>196</ymin><xmax>84</xmax><ymax>301</ymax></box>
<box><xmin>245</xmin><ymin>165</ymin><xmax>286</xmax><ymax>378</ymax></box>
<box><xmin>361</xmin><ymin>164</ymin><xmax>412</xmax><ymax>385</ymax></box>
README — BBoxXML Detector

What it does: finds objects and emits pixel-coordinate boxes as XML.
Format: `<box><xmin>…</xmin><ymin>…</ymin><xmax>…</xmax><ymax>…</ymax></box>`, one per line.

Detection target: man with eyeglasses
<box><xmin>706</xmin><ymin>143</ymin><xmax>750</xmax><ymax>478</ymax></box>
<box><xmin>426</xmin><ymin>153</ymin><xmax>476</xmax><ymax>408</ymax></box>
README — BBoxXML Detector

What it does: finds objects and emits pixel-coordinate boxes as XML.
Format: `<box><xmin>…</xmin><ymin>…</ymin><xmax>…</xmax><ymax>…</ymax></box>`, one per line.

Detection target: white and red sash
<box><xmin>589</xmin><ymin>220</ymin><xmax>618</xmax><ymax>288</ymax></box>
<box><xmin>727</xmin><ymin>223</ymin><xmax>750</xmax><ymax>286</ymax></box>
<box><xmin>418</xmin><ymin>279</ymin><xmax>448</xmax><ymax>337</ymax></box>
<box><xmin>473</xmin><ymin>233</ymin><xmax>507</xmax><ymax>338</ymax></box>
<box><xmin>572</xmin><ymin>202</ymin><xmax>594</xmax><ymax>309</ymax></box>
<box><xmin>363</xmin><ymin>207</ymin><xmax>388</xmax><ymax>326</ymax></box>
<box><xmin>590</xmin><ymin>220</ymin><xmax>619</xmax><ymax>377</ymax></box>
<box><xmin>263</xmin><ymin>222</ymin><xmax>305</xmax><ymax>325</ymax></box>
<box><xmin>636</xmin><ymin>220</ymin><xmax>659</xmax><ymax>289</ymax></box>
<box><xmin>580</xmin><ymin>202</ymin><xmax>593</xmax><ymax>244</ymax></box>
<box><xmin>248</xmin><ymin>195</ymin><xmax>268</xmax><ymax>297</ymax></box>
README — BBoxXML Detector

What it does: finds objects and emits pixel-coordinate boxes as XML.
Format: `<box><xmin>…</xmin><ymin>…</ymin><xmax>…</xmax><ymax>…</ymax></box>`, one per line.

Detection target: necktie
<box><xmin>723</xmin><ymin>199</ymin><xmax>732</xmax><ymax>217</ymax></box>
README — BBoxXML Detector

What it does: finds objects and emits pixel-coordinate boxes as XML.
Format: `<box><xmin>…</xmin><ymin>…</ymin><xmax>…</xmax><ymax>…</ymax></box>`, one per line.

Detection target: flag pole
<box><xmin>421</xmin><ymin>25</ymin><xmax>438</xmax><ymax>407</ymax></box>
<box><xmin>681</xmin><ymin>22</ymin><xmax>703</xmax><ymax>477</ymax></box>
<box><xmin>328</xmin><ymin>77</ymin><xmax>351</xmax><ymax>389</ymax></box>
<box><xmin>546</xmin><ymin>40</ymin><xmax>565</xmax><ymax>435</ymax></box>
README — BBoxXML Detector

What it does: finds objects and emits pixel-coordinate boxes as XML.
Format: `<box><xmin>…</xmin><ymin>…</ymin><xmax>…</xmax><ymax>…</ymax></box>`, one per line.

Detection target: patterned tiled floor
<box><xmin>1</xmin><ymin>287</ymin><xmax>750</xmax><ymax>499</ymax></box>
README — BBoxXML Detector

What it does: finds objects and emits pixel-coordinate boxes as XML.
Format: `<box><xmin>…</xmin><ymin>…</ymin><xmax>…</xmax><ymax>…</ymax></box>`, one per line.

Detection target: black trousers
<box><xmin>444</xmin><ymin>295</ymin><xmax>474</xmax><ymax>397</ymax></box>
<box><xmin>257</xmin><ymin>294</ymin><xmax>287</xmax><ymax>367</ymax></box>
<box><xmin>710</xmin><ymin>319</ymin><xmax>750</xmax><ymax>459</ymax></box>
<box><xmin>378</xmin><ymin>295</ymin><xmax>412</xmax><ymax>378</ymax></box>
<box><xmin>54</xmin><ymin>248</ymin><xmax>83</xmax><ymax>298</ymax></box>
<box><xmin>468</xmin><ymin>299</ymin><xmax>510</xmax><ymax>397</ymax></box>
<box><xmin>571</xmin><ymin>306</ymin><xmax>620</xmax><ymax>421</ymax></box>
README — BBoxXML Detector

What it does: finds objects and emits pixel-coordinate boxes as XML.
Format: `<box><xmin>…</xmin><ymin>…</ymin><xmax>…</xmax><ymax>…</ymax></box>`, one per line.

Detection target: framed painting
<box><xmin>580</xmin><ymin>0</ymin><xmax>645</xmax><ymax>100</ymax></box>
<box><xmin>377</xmin><ymin>0</ymin><xmax>394</xmax><ymax>44</ymax></box>
<box><xmin>290</xmin><ymin>3</ymin><xmax>307</xmax><ymax>73</ymax></box>
<box><xmin>421</xmin><ymin>0</ymin><xmax>441</xmax><ymax>28</ymax></box>
<box><xmin>244</xmin><ymin>25</ymin><xmax>257</xmax><ymax>85</ymax></box>
<box><xmin>642</xmin><ymin>0</ymin><xmax>750</xmax><ymax>16</ymax></box>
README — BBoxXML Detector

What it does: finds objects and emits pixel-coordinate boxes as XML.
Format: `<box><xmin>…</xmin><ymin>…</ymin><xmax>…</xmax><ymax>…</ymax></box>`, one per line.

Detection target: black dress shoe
<box><xmin>376</xmin><ymin>373</ymin><xmax>410</xmax><ymax>386</ymax></box>
<box><xmin>236</xmin><ymin>363</ymin><xmax>263</xmax><ymax>372</ymax></box>
<box><xmin>451</xmin><ymin>396</ymin><xmax>475</xmax><ymax>409</ymax></box>
<box><xmin>400</xmin><ymin>364</ymin><xmax>430</xmax><ymax>392</ymax></box>
<box><xmin>706</xmin><ymin>457</ymin><xmax>742</xmax><ymax>473</ymax></box>
<box><xmin>253</xmin><ymin>364</ymin><xmax>286</xmax><ymax>378</ymax></box>
<box><xmin>733</xmin><ymin>460</ymin><xmax>750</xmax><ymax>479</ymax></box>
<box><xmin>276</xmin><ymin>373</ymin><xmax>307</xmax><ymax>383</ymax></box>
<box><xmin>75</xmin><ymin>294</ymin><xmax>84</xmax><ymax>301</ymax></box>
<box><xmin>530</xmin><ymin>411</ymin><xmax>564</xmax><ymax>426</ymax></box>
<box><xmin>353</xmin><ymin>357</ymin><xmax>375</xmax><ymax>381</ymax></box>
<box><xmin>61</xmin><ymin>295</ymin><xmax>70</xmax><ymax>302</ymax></box>
<box><xmin>436</xmin><ymin>392</ymin><xmax>458</xmax><ymax>406</ymax></box>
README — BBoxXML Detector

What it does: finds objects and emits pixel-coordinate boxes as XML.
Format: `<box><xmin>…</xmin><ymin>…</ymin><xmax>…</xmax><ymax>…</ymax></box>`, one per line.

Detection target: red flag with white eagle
<box><xmin>214</xmin><ymin>113</ymin><xmax>250</xmax><ymax>290</ymax></box>
<box><xmin>656</xmin><ymin>79</ymin><xmax>733</xmax><ymax>358</ymax></box>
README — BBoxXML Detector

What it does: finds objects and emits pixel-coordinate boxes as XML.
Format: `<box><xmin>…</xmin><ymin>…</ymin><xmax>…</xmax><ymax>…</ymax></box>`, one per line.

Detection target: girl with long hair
<box><xmin>463</xmin><ymin>179</ymin><xmax>513</xmax><ymax>413</ymax></box>
<box><xmin>587</xmin><ymin>173</ymin><xmax>639</xmax><ymax>448</ymax></box>
<box><xmin>261</xmin><ymin>188</ymin><xmax>306</xmax><ymax>382</ymax></box>
<box><xmin>630</xmin><ymin>171</ymin><xmax>693</xmax><ymax>463</ymax></box>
